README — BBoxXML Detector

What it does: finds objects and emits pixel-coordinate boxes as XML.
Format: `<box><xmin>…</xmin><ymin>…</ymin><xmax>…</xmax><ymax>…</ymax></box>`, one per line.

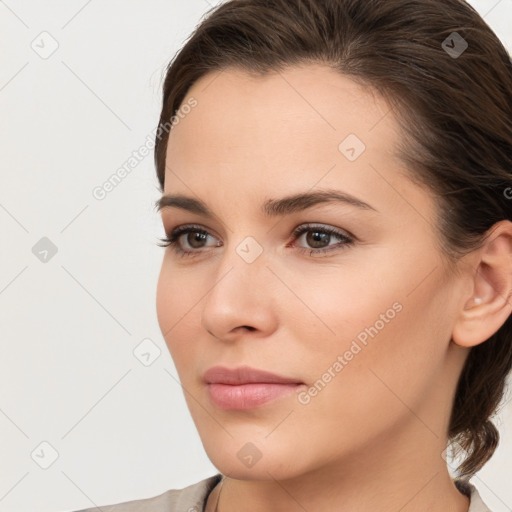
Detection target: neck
<box><xmin>212</xmin><ymin>425</ymin><xmax>470</xmax><ymax>512</ymax></box>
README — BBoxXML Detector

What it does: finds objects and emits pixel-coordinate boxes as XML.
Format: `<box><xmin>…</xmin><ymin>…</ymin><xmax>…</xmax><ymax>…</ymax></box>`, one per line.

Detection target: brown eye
<box><xmin>186</xmin><ymin>231</ymin><xmax>209</xmax><ymax>249</ymax></box>
<box><xmin>304</xmin><ymin>230</ymin><xmax>331</xmax><ymax>249</ymax></box>
<box><xmin>290</xmin><ymin>224</ymin><xmax>355</xmax><ymax>256</ymax></box>
<box><xmin>157</xmin><ymin>225</ymin><xmax>220</xmax><ymax>256</ymax></box>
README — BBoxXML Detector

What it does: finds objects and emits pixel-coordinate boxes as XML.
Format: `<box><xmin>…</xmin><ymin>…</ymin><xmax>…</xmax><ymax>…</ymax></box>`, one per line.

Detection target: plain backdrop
<box><xmin>0</xmin><ymin>1</ymin><xmax>511</xmax><ymax>511</ymax></box>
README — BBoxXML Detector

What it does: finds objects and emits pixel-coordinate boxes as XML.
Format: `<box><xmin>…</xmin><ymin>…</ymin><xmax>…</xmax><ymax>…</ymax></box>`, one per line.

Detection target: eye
<box><xmin>288</xmin><ymin>223</ymin><xmax>354</xmax><ymax>257</ymax></box>
<box><xmin>157</xmin><ymin>223</ymin><xmax>354</xmax><ymax>258</ymax></box>
<box><xmin>157</xmin><ymin>224</ymin><xmax>220</xmax><ymax>257</ymax></box>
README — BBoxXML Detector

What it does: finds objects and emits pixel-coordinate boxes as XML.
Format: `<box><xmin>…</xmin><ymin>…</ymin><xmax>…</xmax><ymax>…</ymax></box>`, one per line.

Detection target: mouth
<box><xmin>203</xmin><ymin>365</ymin><xmax>305</xmax><ymax>410</ymax></box>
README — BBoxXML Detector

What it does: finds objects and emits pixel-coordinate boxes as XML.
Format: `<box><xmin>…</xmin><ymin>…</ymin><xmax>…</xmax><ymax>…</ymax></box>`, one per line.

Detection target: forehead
<box><xmin>168</xmin><ymin>64</ymin><xmax>394</xmax><ymax>157</ymax></box>
<box><xmin>163</xmin><ymin>64</ymin><xmax>427</xmax><ymax>221</ymax></box>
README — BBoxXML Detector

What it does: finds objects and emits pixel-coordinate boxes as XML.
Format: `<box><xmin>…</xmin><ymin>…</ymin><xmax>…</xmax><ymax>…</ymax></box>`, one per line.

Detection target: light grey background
<box><xmin>0</xmin><ymin>1</ymin><xmax>511</xmax><ymax>511</ymax></box>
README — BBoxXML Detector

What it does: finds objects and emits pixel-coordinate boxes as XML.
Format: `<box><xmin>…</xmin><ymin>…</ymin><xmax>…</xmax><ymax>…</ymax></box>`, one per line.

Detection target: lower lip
<box><xmin>206</xmin><ymin>383</ymin><xmax>303</xmax><ymax>410</ymax></box>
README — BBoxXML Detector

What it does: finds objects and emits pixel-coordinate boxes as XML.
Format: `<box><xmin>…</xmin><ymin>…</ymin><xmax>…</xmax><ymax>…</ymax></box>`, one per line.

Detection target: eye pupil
<box><xmin>189</xmin><ymin>232</ymin><xmax>207</xmax><ymax>248</ymax></box>
<box><xmin>306</xmin><ymin>231</ymin><xmax>329</xmax><ymax>248</ymax></box>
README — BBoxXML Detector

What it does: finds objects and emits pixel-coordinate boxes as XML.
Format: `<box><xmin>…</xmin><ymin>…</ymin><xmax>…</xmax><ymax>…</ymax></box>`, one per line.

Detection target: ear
<box><xmin>452</xmin><ymin>220</ymin><xmax>512</xmax><ymax>348</ymax></box>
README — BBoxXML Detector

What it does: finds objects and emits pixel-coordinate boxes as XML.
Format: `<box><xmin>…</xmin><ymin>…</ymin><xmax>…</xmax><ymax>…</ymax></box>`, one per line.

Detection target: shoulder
<box><xmin>454</xmin><ymin>479</ymin><xmax>494</xmax><ymax>512</ymax></box>
<box><xmin>73</xmin><ymin>474</ymin><xmax>494</xmax><ymax>512</ymax></box>
<box><xmin>73</xmin><ymin>473</ymin><xmax>223</xmax><ymax>512</ymax></box>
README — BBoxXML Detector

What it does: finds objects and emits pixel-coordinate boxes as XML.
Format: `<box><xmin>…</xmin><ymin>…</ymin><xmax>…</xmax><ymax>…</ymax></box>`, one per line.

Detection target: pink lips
<box><xmin>203</xmin><ymin>365</ymin><xmax>304</xmax><ymax>410</ymax></box>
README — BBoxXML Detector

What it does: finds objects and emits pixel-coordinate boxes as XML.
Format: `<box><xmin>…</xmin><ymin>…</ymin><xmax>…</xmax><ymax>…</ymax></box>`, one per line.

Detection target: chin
<box><xmin>200</xmin><ymin>433</ymin><xmax>314</xmax><ymax>481</ymax></box>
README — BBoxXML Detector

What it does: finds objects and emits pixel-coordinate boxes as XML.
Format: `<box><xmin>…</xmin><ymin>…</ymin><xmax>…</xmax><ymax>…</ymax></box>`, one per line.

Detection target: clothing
<box><xmin>73</xmin><ymin>473</ymin><xmax>492</xmax><ymax>512</ymax></box>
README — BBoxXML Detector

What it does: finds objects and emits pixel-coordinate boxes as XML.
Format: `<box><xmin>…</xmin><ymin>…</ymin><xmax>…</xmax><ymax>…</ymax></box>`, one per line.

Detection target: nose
<box><xmin>200</xmin><ymin>240</ymin><xmax>278</xmax><ymax>342</ymax></box>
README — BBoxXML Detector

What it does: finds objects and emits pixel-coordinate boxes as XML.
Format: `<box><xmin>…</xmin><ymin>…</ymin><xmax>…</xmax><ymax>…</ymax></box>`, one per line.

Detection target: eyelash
<box><xmin>157</xmin><ymin>223</ymin><xmax>355</xmax><ymax>258</ymax></box>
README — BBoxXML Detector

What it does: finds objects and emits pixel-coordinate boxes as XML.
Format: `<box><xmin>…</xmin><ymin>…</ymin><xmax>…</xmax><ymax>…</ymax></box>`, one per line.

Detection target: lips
<box><xmin>202</xmin><ymin>365</ymin><xmax>303</xmax><ymax>385</ymax></box>
<box><xmin>203</xmin><ymin>365</ymin><xmax>305</xmax><ymax>410</ymax></box>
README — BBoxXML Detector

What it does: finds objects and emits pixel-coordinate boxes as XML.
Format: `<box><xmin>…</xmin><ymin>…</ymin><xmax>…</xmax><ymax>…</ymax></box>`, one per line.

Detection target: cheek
<box><xmin>276</xmin><ymin>259</ymin><xmax>405</xmax><ymax>356</ymax></box>
<box><xmin>156</xmin><ymin>263</ymin><xmax>192</xmax><ymax>357</ymax></box>
<box><xmin>155</xmin><ymin>263</ymin><xmax>173</xmax><ymax>341</ymax></box>
<box><xmin>287</xmin><ymin>257</ymin><xmax>451</xmax><ymax>414</ymax></box>
<box><xmin>156</xmin><ymin>262</ymin><xmax>210</xmax><ymax>379</ymax></box>
<box><xmin>304</xmin><ymin>287</ymin><xmax>451</xmax><ymax>435</ymax></box>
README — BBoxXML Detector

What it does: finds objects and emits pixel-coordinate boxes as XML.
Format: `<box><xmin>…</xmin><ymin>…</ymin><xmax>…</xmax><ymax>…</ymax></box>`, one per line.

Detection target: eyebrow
<box><xmin>156</xmin><ymin>189</ymin><xmax>377</xmax><ymax>218</ymax></box>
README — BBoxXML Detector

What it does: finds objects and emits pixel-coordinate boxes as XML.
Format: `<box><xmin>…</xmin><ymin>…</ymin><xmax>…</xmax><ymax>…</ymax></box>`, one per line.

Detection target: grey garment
<box><xmin>455</xmin><ymin>479</ymin><xmax>493</xmax><ymax>512</ymax></box>
<box><xmin>73</xmin><ymin>473</ymin><xmax>222</xmax><ymax>512</ymax></box>
<box><xmin>74</xmin><ymin>474</ymin><xmax>492</xmax><ymax>512</ymax></box>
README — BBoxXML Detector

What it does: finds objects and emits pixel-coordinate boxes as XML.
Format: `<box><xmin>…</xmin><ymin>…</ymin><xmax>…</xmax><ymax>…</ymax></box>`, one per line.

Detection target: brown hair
<box><xmin>154</xmin><ymin>0</ymin><xmax>512</xmax><ymax>480</ymax></box>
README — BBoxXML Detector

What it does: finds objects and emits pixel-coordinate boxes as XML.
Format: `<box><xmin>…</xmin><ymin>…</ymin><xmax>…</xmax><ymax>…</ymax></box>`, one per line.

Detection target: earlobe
<box><xmin>452</xmin><ymin>221</ymin><xmax>512</xmax><ymax>348</ymax></box>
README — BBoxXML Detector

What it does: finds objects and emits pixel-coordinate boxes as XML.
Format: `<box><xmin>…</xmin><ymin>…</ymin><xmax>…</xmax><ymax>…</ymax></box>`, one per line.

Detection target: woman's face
<box><xmin>156</xmin><ymin>64</ymin><xmax>470</xmax><ymax>480</ymax></box>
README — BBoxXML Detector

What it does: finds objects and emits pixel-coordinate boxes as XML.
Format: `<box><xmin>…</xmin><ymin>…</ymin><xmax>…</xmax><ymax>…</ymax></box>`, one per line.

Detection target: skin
<box><xmin>155</xmin><ymin>63</ymin><xmax>512</xmax><ymax>512</ymax></box>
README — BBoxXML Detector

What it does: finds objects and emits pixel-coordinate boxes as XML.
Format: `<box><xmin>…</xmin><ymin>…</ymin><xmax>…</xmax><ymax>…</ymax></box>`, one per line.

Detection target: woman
<box><xmin>77</xmin><ymin>0</ymin><xmax>512</xmax><ymax>510</ymax></box>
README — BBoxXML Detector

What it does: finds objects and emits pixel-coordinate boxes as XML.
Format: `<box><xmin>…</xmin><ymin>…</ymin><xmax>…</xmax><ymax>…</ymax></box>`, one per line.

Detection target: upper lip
<box><xmin>203</xmin><ymin>365</ymin><xmax>303</xmax><ymax>385</ymax></box>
